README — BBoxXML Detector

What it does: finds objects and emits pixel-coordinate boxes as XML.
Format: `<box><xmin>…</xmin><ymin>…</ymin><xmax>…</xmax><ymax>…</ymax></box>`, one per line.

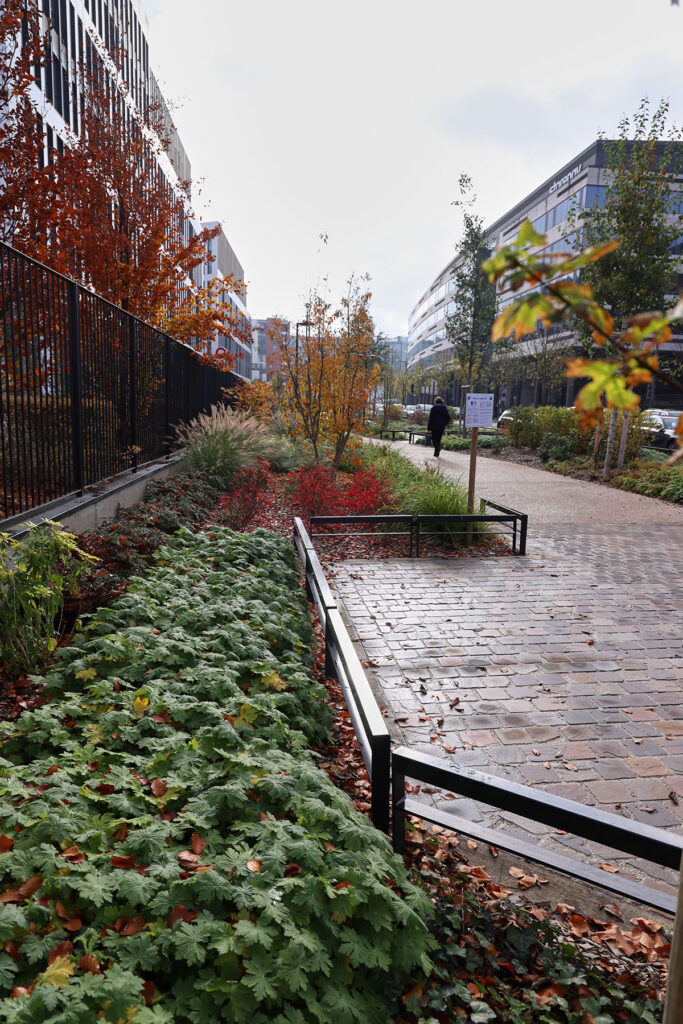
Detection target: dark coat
<box><xmin>427</xmin><ymin>403</ymin><xmax>451</xmax><ymax>432</ymax></box>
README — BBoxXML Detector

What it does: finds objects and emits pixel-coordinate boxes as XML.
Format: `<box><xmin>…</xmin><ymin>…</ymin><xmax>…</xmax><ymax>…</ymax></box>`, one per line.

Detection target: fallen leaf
<box><xmin>246</xmin><ymin>859</ymin><xmax>261</xmax><ymax>873</ymax></box>
<box><xmin>78</xmin><ymin>955</ymin><xmax>100</xmax><ymax>974</ymax></box>
<box><xmin>669</xmin><ymin>791</ymin><xmax>679</xmax><ymax>805</ymax></box>
<box><xmin>191</xmin><ymin>833</ymin><xmax>206</xmax><ymax>856</ymax></box>
<box><xmin>532</xmin><ymin>749</ymin><xmax>540</xmax><ymax>757</ymax></box>
<box><xmin>564</xmin><ymin>762</ymin><xmax>578</xmax><ymax>772</ymax></box>
<box><xmin>508</xmin><ymin>866</ymin><xmax>525</xmax><ymax>879</ymax></box>
<box><xmin>120</xmin><ymin>915</ymin><xmax>145</xmax><ymax>935</ymax></box>
<box><xmin>599</xmin><ymin>863</ymin><xmax>619</xmax><ymax>873</ymax></box>
<box><xmin>150</xmin><ymin>779</ymin><xmax>167</xmax><ymax>798</ymax></box>
<box><xmin>466</xmin><ymin>840</ymin><xmax>478</xmax><ymax>850</ymax></box>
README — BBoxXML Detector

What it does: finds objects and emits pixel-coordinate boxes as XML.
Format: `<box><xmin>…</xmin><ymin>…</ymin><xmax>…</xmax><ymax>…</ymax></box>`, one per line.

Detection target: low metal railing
<box><xmin>293</xmin><ymin>517</ymin><xmax>390</xmax><ymax>832</ymax></box>
<box><xmin>309</xmin><ymin>514</ymin><xmax>414</xmax><ymax>557</ymax></box>
<box><xmin>416</xmin><ymin>502</ymin><xmax>528</xmax><ymax>556</ymax></box>
<box><xmin>392</xmin><ymin>745</ymin><xmax>682</xmax><ymax>915</ymax></box>
<box><xmin>310</xmin><ymin>507</ymin><xmax>527</xmax><ymax>557</ymax></box>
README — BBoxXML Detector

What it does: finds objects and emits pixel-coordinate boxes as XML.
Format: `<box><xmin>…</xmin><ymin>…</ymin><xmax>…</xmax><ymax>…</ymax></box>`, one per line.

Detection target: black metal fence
<box><xmin>294</xmin><ymin>516</ymin><xmax>682</xmax><ymax>915</ymax></box>
<box><xmin>0</xmin><ymin>241</ymin><xmax>238</xmax><ymax>523</ymax></box>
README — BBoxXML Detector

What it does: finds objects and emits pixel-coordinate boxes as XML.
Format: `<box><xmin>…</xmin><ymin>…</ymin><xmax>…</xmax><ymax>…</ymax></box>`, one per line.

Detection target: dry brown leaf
<box><xmin>246</xmin><ymin>859</ymin><xmax>261</xmax><ymax>873</ymax></box>
<box><xmin>599</xmin><ymin>863</ymin><xmax>619</xmax><ymax>873</ymax></box>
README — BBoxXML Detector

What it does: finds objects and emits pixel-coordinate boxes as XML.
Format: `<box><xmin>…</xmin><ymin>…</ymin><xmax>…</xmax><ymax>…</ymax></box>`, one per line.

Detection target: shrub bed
<box><xmin>0</xmin><ymin>528</ymin><xmax>433</xmax><ymax>1023</ymax></box>
<box><xmin>611</xmin><ymin>461</ymin><xmax>683</xmax><ymax>503</ymax></box>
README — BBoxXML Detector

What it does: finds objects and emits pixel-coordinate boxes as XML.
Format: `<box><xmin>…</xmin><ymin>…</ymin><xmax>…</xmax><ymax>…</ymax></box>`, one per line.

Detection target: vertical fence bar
<box><xmin>370</xmin><ymin>733</ymin><xmax>391</xmax><ymax>834</ymax></box>
<box><xmin>392</xmin><ymin>761</ymin><xmax>407</xmax><ymax>853</ymax></box>
<box><xmin>519</xmin><ymin>513</ymin><xmax>528</xmax><ymax>556</ymax></box>
<box><xmin>67</xmin><ymin>280</ymin><xmax>84</xmax><ymax>495</ymax></box>
<box><xmin>164</xmin><ymin>336</ymin><xmax>171</xmax><ymax>457</ymax></box>
<box><xmin>129</xmin><ymin>316</ymin><xmax>138</xmax><ymax>473</ymax></box>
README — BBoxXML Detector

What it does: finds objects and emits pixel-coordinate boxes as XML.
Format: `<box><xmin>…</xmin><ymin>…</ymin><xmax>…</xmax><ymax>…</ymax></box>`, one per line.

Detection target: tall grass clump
<box><xmin>359</xmin><ymin>443</ymin><xmax>485</xmax><ymax>543</ymax></box>
<box><xmin>175</xmin><ymin>405</ymin><xmax>290</xmax><ymax>486</ymax></box>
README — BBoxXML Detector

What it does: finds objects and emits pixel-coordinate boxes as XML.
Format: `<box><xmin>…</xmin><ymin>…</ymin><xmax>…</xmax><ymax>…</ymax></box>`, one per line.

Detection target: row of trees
<box><xmin>0</xmin><ymin>0</ymin><xmax>250</xmax><ymax>362</ymax></box>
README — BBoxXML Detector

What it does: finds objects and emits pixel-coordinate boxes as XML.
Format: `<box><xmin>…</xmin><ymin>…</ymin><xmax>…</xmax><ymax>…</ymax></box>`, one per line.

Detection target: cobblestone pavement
<box><xmin>331</xmin><ymin>522</ymin><xmax>683</xmax><ymax>898</ymax></box>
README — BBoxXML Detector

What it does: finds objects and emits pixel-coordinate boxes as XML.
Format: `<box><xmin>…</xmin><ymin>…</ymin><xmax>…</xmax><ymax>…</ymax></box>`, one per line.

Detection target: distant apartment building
<box><xmin>251</xmin><ymin>318</ymin><xmax>288</xmax><ymax>382</ymax></box>
<box><xmin>385</xmin><ymin>335</ymin><xmax>408</xmax><ymax>372</ymax></box>
<box><xmin>407</xmin><ymin>140</ymin><xmax>683</xmax><ymax>408</ymax></box>
<box><xmin>200</xmin><ymin>221</ymin><xmax>252</xmax><ymax>380</ymax></box>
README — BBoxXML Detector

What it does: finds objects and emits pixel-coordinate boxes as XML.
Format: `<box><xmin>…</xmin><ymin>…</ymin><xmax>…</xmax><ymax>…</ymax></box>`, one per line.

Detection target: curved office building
<box><xmin>407</xmin><ymin>139</ymin><xmax>683</xmax><ymax>404</ymax></box>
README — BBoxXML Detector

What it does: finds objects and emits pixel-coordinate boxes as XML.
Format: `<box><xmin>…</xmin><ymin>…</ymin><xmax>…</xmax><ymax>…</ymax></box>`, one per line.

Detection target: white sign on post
<box><xmin>465</xmin><ymin>393</ymin><xmax>494</xmax><ymax>429</ymax></box>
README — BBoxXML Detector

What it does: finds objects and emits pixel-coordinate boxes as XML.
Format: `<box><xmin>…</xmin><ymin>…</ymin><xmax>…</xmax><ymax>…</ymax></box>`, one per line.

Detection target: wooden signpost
<box><xmin>464</xmin><ymin>394</ymin><xmax>494</xmax><ymax>544</ymax></box>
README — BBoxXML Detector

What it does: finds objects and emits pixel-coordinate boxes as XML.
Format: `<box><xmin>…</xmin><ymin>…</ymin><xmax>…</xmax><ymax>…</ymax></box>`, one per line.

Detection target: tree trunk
<box><xmin>592</xmin><ymin>419</ymin><xmax>603</xmax><ymax>475</ymax></box>
<box><xmin>602</xmin><ymin>408</ymin><xmax>618</xmax><ymax>476</ymax></box>
<box><xmin>616</xmin><ymin>410</ymin><xmax>630</xmax><ymax>470</ymax></box>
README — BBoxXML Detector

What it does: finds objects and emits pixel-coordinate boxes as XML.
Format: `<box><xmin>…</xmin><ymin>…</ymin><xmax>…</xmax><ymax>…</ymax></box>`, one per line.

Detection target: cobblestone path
<box><xmin>330</xmin><ymin>523</ymin><xmax>683</xmax><ymax>898</ymax></box>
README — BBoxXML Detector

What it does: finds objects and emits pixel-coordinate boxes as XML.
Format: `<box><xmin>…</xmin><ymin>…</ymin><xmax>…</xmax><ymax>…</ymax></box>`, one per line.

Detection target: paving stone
<box><xmin>586</xmin><ymin>780</ymin><xmax>633</xmax><ymax>804</ymax></box>
<box><xmin>626</xmin><ymin>757</ymin><xmax>670</xmax><ymax>777</ymax></box>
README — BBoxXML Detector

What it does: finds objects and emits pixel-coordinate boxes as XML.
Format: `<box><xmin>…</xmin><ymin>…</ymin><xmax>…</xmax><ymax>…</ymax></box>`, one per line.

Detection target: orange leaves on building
<box><xmin>2</xmin><ymin>19</ymin><xmax>247</xmax><ymax>364</ymax></box>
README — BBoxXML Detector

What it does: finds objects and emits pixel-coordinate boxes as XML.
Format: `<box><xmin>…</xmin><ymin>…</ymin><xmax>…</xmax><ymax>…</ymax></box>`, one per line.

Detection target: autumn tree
<box><xmin>0</xmin><ymin>0</ymin><xmax>47</xmax><ymax>246</ymax></box>
<box><xmin>278</xmin><ymin>279</ymin><xmax>380</xmax><ymax>467</ymax></box>
<box><xmin>7</xmin><ymin>31</ymin><xmax>249</xmax><ymax>365</ymax></box>
<box><xmin>446</xmin><ymin>175</ymin><xmax>498</xmax><ymax>390</ymax></box>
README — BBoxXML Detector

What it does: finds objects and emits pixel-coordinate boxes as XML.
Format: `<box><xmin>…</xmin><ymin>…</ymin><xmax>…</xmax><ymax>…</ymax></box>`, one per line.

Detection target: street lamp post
<box><xmin>295</xmin><ymin>319</ymin><xmax>312</xmax><ymax>363</ymax></box>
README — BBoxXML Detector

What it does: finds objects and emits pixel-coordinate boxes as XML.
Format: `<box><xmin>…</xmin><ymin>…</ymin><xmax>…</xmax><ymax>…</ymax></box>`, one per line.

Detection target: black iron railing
<box><xmin>310</xmin><ymin>507</ymin><xmax>527</xmax><ymax>556</ymax></box>
<box><xmin>294</xmin><ymin>515</ymin><xmax>681</xmax><ymax>914</ymax></box>
<box><xmin>392</xmin><ymin>746</ymin><xmax>682</xmax><ymax>915</ymax></box>
<box><xmin>1</xmin><ymin>241</ymin><xmax>238</xmax><ymax>523</ymax></box>
<box><xmin>293</xmin><ymin>517</ymin><xmax>390</xmax><ymax>832</ymax></box>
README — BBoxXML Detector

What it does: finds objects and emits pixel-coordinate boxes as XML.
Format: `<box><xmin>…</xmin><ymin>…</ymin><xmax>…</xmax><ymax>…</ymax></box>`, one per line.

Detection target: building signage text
<box><xmin>549</xmin><ymin>163</ymin><xmax>583</xmax><ymax>195</ymax></box>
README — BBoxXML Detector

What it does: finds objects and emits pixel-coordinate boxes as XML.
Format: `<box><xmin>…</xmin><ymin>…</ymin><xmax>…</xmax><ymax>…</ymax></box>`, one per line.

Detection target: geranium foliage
<box><xmin>0</xmin><ymin>528</ymin><xmax>433</xmax><ymax>1023</ymax></box>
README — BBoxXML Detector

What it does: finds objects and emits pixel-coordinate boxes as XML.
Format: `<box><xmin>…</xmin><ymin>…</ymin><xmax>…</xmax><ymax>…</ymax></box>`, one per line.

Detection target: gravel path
<box><xmin>389</xmin><ymin>440</ymin><xmax>683</xmax><ymax>526</ymax></box>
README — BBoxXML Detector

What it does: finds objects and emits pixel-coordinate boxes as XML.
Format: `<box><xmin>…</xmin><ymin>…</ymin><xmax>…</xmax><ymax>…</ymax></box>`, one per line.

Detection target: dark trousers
<box><xmin>432</xmin><ymin>429</ymin><xmax>444</xmax><ymax>455</ymax></box>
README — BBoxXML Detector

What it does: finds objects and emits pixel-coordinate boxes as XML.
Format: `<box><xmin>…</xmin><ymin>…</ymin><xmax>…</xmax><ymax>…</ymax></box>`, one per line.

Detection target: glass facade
<box><xmin>407</xmin><ymin>143</ymin><xmax>683</xmax><ymax>372</ymax></box>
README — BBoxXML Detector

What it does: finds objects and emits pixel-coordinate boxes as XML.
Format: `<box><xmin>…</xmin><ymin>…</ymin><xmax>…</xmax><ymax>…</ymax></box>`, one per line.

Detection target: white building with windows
<box><xmin>407</xmin><ymin>140</ymin><xmax>683</xmax><ymax>407</ymax></box>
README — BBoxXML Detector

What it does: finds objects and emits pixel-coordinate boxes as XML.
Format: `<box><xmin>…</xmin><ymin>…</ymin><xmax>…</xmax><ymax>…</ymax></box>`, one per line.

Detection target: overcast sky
<box><xmin>143</xmin><ymin>0</ymin><xmax>682</xmax><ymax>335</ymax></box>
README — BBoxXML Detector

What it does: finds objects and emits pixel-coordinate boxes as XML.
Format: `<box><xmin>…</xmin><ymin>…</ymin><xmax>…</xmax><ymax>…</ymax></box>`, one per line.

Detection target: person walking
<box><xmin>427</xmin><ymin>396</ymin><xmax>451</xmax><ymax>457</ymax></box>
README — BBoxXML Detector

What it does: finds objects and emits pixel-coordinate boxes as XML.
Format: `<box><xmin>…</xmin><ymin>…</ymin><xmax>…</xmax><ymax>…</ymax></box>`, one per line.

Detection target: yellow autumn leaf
<box><xmin>261</xmin><ymin>670</ymin><xmax>288</xmax><ymax>692</ymax></box>
<box><xmin>76</xmin><ymin>667</ymin><xmax>97</xmax><ymax>682</ymax></box>
<box><xmin>36</xmin><ymin>956</ymin><xmax>74</xmax><ymax>988</ymax></box>
<box><xmin>133</xmin><ymin>697</ymin><xmax>149</xmax><ymax>719</ymax></box>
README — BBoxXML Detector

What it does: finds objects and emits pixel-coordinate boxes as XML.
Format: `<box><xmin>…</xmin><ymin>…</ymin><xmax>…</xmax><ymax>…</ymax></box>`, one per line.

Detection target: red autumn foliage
<box><xmin>289</xmin><ymin>464</ymin><xmax>390</xmax><ymax>518</ymax></box>
<box><xmin>219</xmin><ymin>459</ymin><xmax>271</xmax><ymax>531</ymax></box>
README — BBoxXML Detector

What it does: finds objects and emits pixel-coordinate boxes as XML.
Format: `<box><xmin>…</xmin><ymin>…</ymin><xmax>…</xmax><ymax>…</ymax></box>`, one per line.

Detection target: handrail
<box><xmin>392</xmin><ymin>745</ymin><xmax>681</xmax><ymax>915</ymax></box>
<box><xmin>293</xmin><ymin>517</ymin><xmax>390</xmax><ymax>832</ymax></box>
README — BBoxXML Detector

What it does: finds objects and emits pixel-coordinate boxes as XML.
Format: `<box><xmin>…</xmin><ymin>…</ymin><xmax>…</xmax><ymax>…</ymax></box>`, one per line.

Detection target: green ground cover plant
<box><xmin>611</xmin><ymin>461</ymin><xmax>683</xmax><ymax>503</ymax></box>
<box><xmin>0</xmin><ymin>528</ymin><xmax>433</xmax><ymax>1023</ymax></box>
<box><xmin>438</xmin><ymin>434</ymin><xmax>509</xmax><ymax>454</ymax></box>
<box><xmin>74</xmin><ymin>474</ymin><xmax>223</xmax><ymax>614</ymax></box>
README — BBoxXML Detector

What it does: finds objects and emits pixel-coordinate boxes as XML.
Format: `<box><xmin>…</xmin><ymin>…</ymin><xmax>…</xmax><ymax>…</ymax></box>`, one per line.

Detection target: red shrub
<box><xmin>220</xmin><ymin>459</ymin><xmax>271</xmax><ymax>530</ymax></box>
<box><xmin>290</xmin><ymin>465</ymin><xmax>344</xmax><ymax>517</ymax></box>
<box><xmin>290</xmin><ymin>464</ymin><xmax>391</xmax><ymax>519</ymax></box>
<box><xmin>342</xmin><ymin>469</ymin><xmax>391</xmax><ymax>514</ymax></box>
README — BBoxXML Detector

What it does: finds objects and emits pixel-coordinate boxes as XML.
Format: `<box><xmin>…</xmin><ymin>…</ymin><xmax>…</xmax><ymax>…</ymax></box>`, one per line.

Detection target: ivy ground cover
<box><xmin>0</xmin><ymin>527</ymin><xmax>433</xmax><ymax>1023</ymax></box>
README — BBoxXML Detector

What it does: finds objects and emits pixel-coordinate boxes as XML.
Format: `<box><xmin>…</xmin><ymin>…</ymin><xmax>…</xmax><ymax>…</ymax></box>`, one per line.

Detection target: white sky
<box><xmin>143</xmin><ymin>0</ymin><xmax>683</xmax><ymax>334</ymax></box>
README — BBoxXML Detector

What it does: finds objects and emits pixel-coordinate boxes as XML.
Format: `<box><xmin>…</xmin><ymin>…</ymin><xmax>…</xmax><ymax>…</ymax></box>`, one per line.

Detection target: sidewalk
<box><xmin>330</xmin><ymin>448</ymin><xmax>683</xmax><ymax>899</ymax></box>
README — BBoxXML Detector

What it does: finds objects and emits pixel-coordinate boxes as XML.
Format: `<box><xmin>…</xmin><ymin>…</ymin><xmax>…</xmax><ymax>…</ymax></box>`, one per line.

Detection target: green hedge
<box><xmin>0</xmin><ymin>528</ymin><xmax>433</xmax><ymax>1023</ymax></box>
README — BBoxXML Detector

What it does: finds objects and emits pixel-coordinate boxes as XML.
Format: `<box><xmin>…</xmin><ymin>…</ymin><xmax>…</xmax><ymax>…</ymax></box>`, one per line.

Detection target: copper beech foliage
<box><xmin>0</xmin><ymin>0</ymin><xmax>48</xmax><ymax>246</ymax></box>
<box><xmin>277</xmin><ymin>279</ymin><xmax>380</xmax><ymax>467</ymax></box>
<box><xmin>1</xmin><ymin>4</ymin><xmax>248</xmax><ymax>367</ymax></box>
<box><xmin>483</xmin><ymin>221</ymin><xmax>683</xmax><ymax>462</ymax></box>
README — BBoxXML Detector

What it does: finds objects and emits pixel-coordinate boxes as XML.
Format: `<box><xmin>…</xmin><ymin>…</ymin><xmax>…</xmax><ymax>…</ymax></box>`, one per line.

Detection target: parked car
<box><xmin>642</xmin><ymin>411</ymin><xmax>681</xmax><ymax>452</ymax></box>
